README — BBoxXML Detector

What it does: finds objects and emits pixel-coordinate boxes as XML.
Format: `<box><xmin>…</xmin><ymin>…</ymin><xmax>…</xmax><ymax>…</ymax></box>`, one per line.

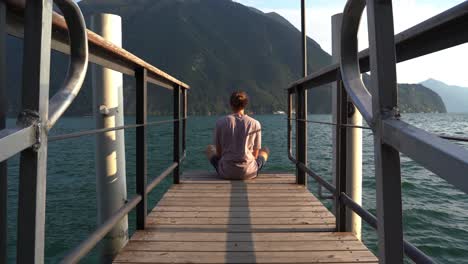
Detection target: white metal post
<box><xmin>91</xmin><ymin>14</ymin><xmax>128</xmax><ymax>263</ymax></box>
<box><xmin>332</xmin><ymin>13</ymin><xmax>363</xmax><ymax>240</ymax></box>
<box><xmin>346</xmin><ymin>103</ymin><xmax>363</xmax><ymax>240</ymax></box>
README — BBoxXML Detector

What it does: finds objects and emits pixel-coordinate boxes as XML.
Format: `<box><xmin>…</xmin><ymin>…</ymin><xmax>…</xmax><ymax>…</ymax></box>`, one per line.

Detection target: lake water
<box><xmin>4</xmin><ymin>113</ymin><xmax>468</xmax><ymax>263</ymax></box>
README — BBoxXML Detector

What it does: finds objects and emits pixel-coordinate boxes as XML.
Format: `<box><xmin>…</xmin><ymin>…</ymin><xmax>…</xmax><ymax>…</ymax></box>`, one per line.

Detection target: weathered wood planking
<box><xmin>114</xmin><ymin>172</ymin><xmax>377</xmax><ymax>263</ymax></box>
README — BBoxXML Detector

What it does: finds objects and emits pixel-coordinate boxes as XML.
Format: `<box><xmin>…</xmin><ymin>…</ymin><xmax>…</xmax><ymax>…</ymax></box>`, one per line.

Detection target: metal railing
<box><xmin>288</xmin><ymin>0</ymin><xmax>468</xmax><ymax>263</ymax></box>
<box><xmin>0</xmin><ymin>0</ymin><xmax>188</xmax><ymax>263</ymax></box>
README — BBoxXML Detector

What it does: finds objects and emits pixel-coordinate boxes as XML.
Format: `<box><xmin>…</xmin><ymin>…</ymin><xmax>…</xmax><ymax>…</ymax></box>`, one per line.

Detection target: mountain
<box><xmin>361</xmin><ymin>75</ymin><xmax>446</xmax><ymax>113</ymax></box>
<box><xmin>4</xmin><ymin>0</ymin><xmax>446</xmax><ymax>116</ymax></box>
<box><xmin>420</xmin><ymin>79</ymin><xmax>468</xmax><ymax>113</ymax></box>
<box><xmin>77</xmin><ymin>0</ymin><xmax>332</xmax><ymax>115</ymax></box>
<box><xmin>398</xmin><ymin>83</ymin><xmax>446</xmax><ymax>113</ymax></box>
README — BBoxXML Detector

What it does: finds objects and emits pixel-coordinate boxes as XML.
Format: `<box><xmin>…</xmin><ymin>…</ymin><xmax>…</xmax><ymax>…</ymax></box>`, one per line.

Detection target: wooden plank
<box><xmin>114</xmin><ymin>251</ymin><xmax>377</xmax><ymax>263</ymax></box>
<box><xmin>168</xmin><ymin>188</ymin><xmax>309</xmax><ymax>193</ymax></box>
<box><xmin>158</xmin><ymin>196</ymin><xmax>319</xmax><ymax>202</ymax></box>
<box><xmin>156</xmin><ymin>201</ymin><xmax>324</xmax><ymax>207</ymax></box>
<box><xmin>181</xmin><ymin>180</ymin><xmax>296</xmax><ymax>184</ymax></box>
<box><xmin>122</xmin><ymin>240</ymin><xmax>369</xmax><ymax>252</ymax></box>
<box><xmin>164</xmin><ymin>193</ymin><xmax>313</xmax><ymax>198</ymax></box>
<box><xmin>169</xmin><ymin>189</ymin><xmax>309</xmax><ymax>193</ymax></box>
<box><xmin>114</xmin><ymin>171</ymin><xmax>376</xmax><ymax>264</ymax></box>
<box><xmin>129</xmin><ymin>232</ymin><xmax>360</xmax><ymax>242</ymax></box>
<box><xmin>171</xmin><ymin>184</ymin><xmax>305</xmax><ymax>190</ymax></box>
<box><xmin>148</xmin><ymin>217</ymin><xmax>336</xmax><ymax>225</ymax></box>
<box><xmin>153</xmin><ymin>206</ymin><xmax>326</xmax><ymax>212</ymax></box>
<box><xmin>144</xmin><ymin>225</ymin><xmax>336</xmax><ymax>233</ymax></box>
<box><xmin>149</xmin><ymin>211</ymin><xmax>335</xmax><ymax>218</ymax></box>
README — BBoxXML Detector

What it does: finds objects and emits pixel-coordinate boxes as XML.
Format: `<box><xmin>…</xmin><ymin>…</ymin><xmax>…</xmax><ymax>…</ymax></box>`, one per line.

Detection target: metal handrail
<box><xmin>288</xmin><ymin>0</ymin><xmax>468</xmax><ymax>263</ymax></box>
<box><xmin>288</xmin><ymin>118</ymin><xmax>372</xmax><ymax>130</ymax></box>
<box><xmin>60</xmin><ymin>195</ymin><xmax>142</xmax><ymax>264</ymax></box>
<box><xmin>48</xmin><ymin>118</ymin><xmax>186</xmax><ymax>142</ymax></box>
<box><xmin>288</xmin><ymin>118</ymin><xmax>468</xmax><ymax>142</ymax></box>
<box><xmin>287</xmin><ymin>1</ymin><xmax>468</xmax><ymax>91</ymax></box>
<box><xmin>289</xmin><ymin>156</ymin><xmax>436</xmax><ymax>264</ymax></box>
<box><xmin>47</xmin><ymin>0</ymin><xmax>88</xmax><ymax>129</ymax></box>
<box><xmin>1</xmin><ymin>1</ymin><xmax>189</xmax><ymax>263</ymax></box>
<box><xmin>60</xmin><ymin>161</ymin><xmax>180</xmax><ymax>263</ymax></box>
<box><xmin>339</xmin><ymin>193</ymin><xmax>435</xmax><ymax>264</ymax></box>
<box><xmin>4</xmin><ymin>0</ymin><xmax>189</xmax><ymax>90</ymax></box>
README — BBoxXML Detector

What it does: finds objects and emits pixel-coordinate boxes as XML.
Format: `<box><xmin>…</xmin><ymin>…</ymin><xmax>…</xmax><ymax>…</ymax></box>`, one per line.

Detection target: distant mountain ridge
<box><xmin>4</xmin><ymin>0</ymin><xmax>446</xmax><ymax>115</ymax></box>
<box><xmin>398</xmin><ymin>83</ymin><xmax>446</xmax><ymax>113</ymax></box>
<box><xmin>78</xmin><ymin>0</ymin><xmax>332</xmax><ymax>115</ymax></box>
<box><xmin>421</xmin><ymin>79</ymin><xmax>468</xmax><ymax>113</ymax></box>
<box><xmin>362</xmin><ymin>75</ymin><xmax>446</xmax><ymax>113</ymax></box>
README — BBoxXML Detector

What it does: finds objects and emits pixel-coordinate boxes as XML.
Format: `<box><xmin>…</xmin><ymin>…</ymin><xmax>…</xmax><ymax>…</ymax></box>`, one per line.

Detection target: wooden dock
<box><xmin>114</xmin><ymin>172</ymin><xmax>377</xmax><ymax>263</ymax></box>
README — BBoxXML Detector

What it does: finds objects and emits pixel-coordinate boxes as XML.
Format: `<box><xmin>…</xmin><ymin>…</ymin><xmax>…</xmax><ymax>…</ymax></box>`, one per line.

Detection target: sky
<box><xmin>234</xmin><ymin>0</ymin><xmax>468</xmax><ymax>87</ymax></box>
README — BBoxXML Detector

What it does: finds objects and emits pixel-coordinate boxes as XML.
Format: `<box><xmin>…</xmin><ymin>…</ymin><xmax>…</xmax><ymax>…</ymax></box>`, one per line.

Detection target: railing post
<box><xmin>301</xmin><ymin>0</ymin><xmax>307</xmax><ymax>77</ymax></box>
<box><xmin>136</xmin><ymin>67</ymin><xmax>147</xmax><ymax>230</ymax></box>
<box><xmin>295</xmin><ymin>86</ymin><xmax>307</xmax><ymax>186</ymax></box>
<box><xmin>332</xmin><ymin>13</ymin><xmax>348</xmax><ymax>231</ymax></box>
<box><xmin>0</xmin><ymin>2</ymin><xmax>7</xmax><ymax>262</ymax></box>
<box><xmin>16</xmin><ymin>1</ymin><xmax>53</xmax><ymax>263</ymax></box>
<box><xmin>287</xmin><ymin>90</ymin><xmax>293</xmax><ymax>159</ymax></box>
<box><xmin>296</xmin><ymin>0</ymin><xmax>308</xmax><ymax>186</ymax></box>
<box><xmin>367</xmin><ymin>0</ymin><xmax>404</xmax><ymax>262</ymax></box>
<box><xmin>173</xmin><ymin>85</ymin><xmax>181</xmax><ymax>184</ymax></box>
<box><xmin>332</xmin><ymin>12</ymin><xmax>363</xmax><ymax>238</ymax></box>
<box><xmin>331</xmin><ymin>14</ymin><xmax>340</xmax><ymax>213</ymax></box>
<box><xmin>91</xmin><ymin>14</ymin><xmax>128</xmax><ymax>262</ymax></box>
<box><xmin>334</xmin><ymin>81</ymin><xmax>348</xmax><ymax>232</ymax></box>
<box><xmin>182</xmin><ymin>88</ymin><xmax>187</xmax><ymax>159</ymax></box>
<box><xmin>346</xmin><ymin>102</ymin><xmax>363</xmax><ymax>239</ymax></box>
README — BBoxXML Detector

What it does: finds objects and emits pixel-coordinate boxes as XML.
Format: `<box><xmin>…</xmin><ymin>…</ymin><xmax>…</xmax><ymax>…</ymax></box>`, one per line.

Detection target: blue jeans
<box><xmin>210</xmin><ymin>156</ymin><xmax>266</xmax><ymax>175</ymax></box>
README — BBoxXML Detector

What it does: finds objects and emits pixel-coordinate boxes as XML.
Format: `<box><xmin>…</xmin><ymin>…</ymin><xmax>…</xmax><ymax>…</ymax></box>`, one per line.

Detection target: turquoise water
<box><xmin>5</xmin><ymin>113</ymin><xmax>468</xmax><ymax>263</ymax></box>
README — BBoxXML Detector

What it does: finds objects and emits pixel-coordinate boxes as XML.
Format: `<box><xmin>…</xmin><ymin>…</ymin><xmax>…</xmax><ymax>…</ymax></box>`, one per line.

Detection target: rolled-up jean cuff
<box><xmin>210</xmin><ymin>156</ymin><xmax>220</xmax><ymax>173</ymax></box>
<box><xmin>256</xmin><ymin>155</ymin><xmax>266</xmax><ymax>172</ymax></box>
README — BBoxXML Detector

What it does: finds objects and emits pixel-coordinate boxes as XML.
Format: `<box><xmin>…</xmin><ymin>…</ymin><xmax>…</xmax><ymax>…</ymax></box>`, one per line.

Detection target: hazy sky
<box><xmin>234</xmin><ymin>0</ymin><xmax>467</xmax><ymax>87</ymax></box>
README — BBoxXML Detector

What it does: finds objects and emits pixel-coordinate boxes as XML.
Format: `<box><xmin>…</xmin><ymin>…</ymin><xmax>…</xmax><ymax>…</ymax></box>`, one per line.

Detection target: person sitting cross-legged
<box><xmin>205</xmin><ymin>91</ymin><xmax>269</xmax><ymax>180</ymax></box>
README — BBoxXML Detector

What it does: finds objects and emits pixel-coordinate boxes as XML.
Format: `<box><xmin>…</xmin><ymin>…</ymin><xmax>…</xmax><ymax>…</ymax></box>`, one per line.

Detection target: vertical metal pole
<box><xmin>331</xmin><ymin>14</ymin><xmax>340</xmax><ymax>213</ymax></box>
<box><xmin>0</xmin><ymin>2</ymin><xmax>7</xmax><ymax>263</ymax></box>
<box><xmin>136</xmin><ymin>68</ymin><xmax>147</xmax><ymax>230</ymax></box>
<box><xmin>16</xmin><ymin>1</ymin><xmax>53</xmax><ymax>263</ymax></box>
<box><xmin>332</xmin><ymin>13</ymin><xmax>363</xmax><ymax>238</ymax></box>
<box><xmin>173</xmin><ymin>85</ymin><xmax>181</xmax><ymax>184</ymax></box>
<box><xmin>334</xmin><ymin>80</ymin><xmax>348</xmax><ymax>232</ymax></box>
<box><xmin>301</xmin><ymin>0</ymin><xmax>307</xmax><ymax>77</ymax></box>
<box><xmin>182</xmin><ymin>88</ymin><xmax>187</xmax><ymax>158</ymax></box>
<box><xmin>346</xmin><ymin>103</ymin><xmax>363</xmax><ymax>239</ymax></box>
<box><xmin>91</xmin><ymin>14</ymin><xmax>128</xmax><ymax>263</ymax></box>
<box><xmin>367</xmin><ymin>0</ymin><xmax>404</xmax><ymax>263</ymax></box>
<box><xmin>287</xmin><ymin>90</ymin><xmax>292</xmax><ymax>159</ymax></box>
<box><xmin>296</xmin><ymin>0</ymin><xmax>308</xmax><ymax>186</ymax></box>
<box><xmin>295</xmin><ymin>86</ymin><xmax>307</xmax><ymax>186</ymax></box>
<box><xmin>332</xmin><ymin>13</ymin><xmax>347</xmax><ymax>232</ymax></box>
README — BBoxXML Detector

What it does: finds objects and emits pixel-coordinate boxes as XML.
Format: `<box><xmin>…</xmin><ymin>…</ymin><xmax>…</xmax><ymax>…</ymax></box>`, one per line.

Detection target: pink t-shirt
<box><xmin>214</xmin><ymin>114</ymin><xmax>262</xmax><ymax>180</ymax></box>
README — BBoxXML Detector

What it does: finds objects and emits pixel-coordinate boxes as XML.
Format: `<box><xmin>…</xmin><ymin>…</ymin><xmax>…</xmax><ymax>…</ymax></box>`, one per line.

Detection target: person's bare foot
<box><xmin>205</xmin><ymin>145</ymin><xmax>217</xmax><ymax>160</ymax></box>
<box><xmin>259</xmin><ymin>146</ymin><xmax>270</xmax><ymax>161</ymax></box>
